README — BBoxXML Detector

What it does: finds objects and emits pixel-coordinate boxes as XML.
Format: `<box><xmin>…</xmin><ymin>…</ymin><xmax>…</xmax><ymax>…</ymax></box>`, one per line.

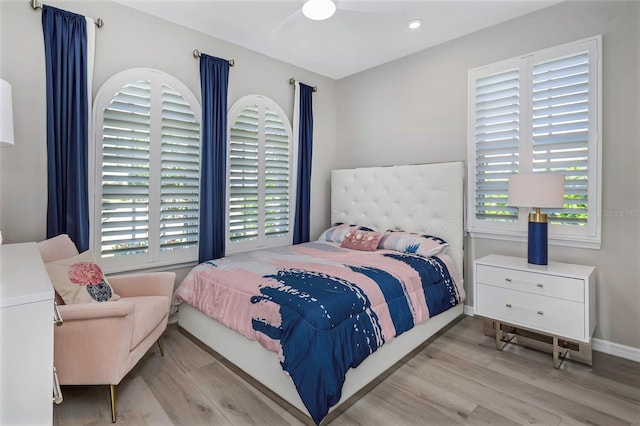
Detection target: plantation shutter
<box><xmin>468</xmin><ymin>36</ymin><xmax>600</xmax><ymax>246</ymax></box>
<box><xmin>160</xmin><ymin>84</ymin><xmax>200</xmax><ymax>250</ymax></box>
<box><xmin>95</xmin><ymin>70</ymin><xmax>201</xmax><ymax>272</ymax></box>
<box><xmin>226</xmin><ymin>96</ymin><xmax>293</xmax><ymax>251</ymax></box>
<box><xmin>264</xmin><ymin>106</ymin><xmax>290</xmax><ymax>238</ymax></box>
<box><xmin>532</xmin><ymin>53</ymin><xmax>590</xmax><ymax>226</ymax></box>
<box><xmin>474</xmin><ymin>69</ymin><xmax>520</xmax><ymax>223</ymax></box>
<box><xmin>228</xmin><ymin>104</ymin><xmax>260</xmax><ymax>243</ymax></box>
<box><xmin>100</xmin><ymin>80</ymin><xmax>151</xmax><ymax>257</ymax></box>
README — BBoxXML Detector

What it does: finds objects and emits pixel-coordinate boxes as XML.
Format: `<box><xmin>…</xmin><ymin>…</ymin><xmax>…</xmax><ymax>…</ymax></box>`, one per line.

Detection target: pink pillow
<box><xmin>340</xmin><ymin>230</ymin><xmax>383</xmax><ymax>252</ymax></box>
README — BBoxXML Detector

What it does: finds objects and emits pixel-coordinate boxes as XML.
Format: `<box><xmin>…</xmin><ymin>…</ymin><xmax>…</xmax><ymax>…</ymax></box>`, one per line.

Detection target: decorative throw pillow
<box><xmin>45</xmin><ymin>251</ymin><xmax>120</xmax><ymax>304</ymax></box>
<box><xmin>378</xmin><ymin>231</ymin><xmax>448</xmax><ymax>257</ymax></box>
<box><xmin>318</xmin><ymin>223</ymin><xmax>376</xmax><ymax>243</ymax></box>
<box><xmin>340</xmin><ymin>230</ymin><xmax>383</xmax><ymax>252</ymax></box>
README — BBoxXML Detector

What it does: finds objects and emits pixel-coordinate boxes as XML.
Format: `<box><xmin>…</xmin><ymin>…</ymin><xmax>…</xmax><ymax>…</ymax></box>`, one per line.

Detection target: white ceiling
<box><xmin>115</xmin><ymin>0</ymin><xmax>562</xmax><ymax>80</ymax></box>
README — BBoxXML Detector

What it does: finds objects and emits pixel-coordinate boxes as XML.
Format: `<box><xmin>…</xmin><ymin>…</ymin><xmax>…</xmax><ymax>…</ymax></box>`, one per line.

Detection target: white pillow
<box><xmin>45</xmin><ymin>251</ymin><xmax>120</xmax><ymax>304</ymax></box>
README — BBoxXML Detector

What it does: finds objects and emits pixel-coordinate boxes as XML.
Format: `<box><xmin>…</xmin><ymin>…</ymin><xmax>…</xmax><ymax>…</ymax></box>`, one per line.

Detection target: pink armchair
<box><xmin>38</xmin><ymin>234</ymin><xmax>175</xmax><ymax>423</ymax></box>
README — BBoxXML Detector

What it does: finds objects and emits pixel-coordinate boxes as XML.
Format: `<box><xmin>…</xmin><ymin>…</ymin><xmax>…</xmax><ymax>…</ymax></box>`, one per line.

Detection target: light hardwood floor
<box><xmin>53</xmin><ymin>316</ymin><xmax>640</xmax><ymax>426</ymax></box>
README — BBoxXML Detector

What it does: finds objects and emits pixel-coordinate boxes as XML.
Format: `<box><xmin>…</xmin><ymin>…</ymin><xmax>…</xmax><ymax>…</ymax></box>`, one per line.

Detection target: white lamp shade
<box><xmin>508</xmin><ymin>173</ymin><xmax>565</xmax><ymax>208</ymax></box>
<box><xmin>303</xmin><ymin>0</ymin><xmax>336</xmax><ymax>21</ymax></box>
<box><xmin>0</xmin><ymin>79</ymin><xmax>15</xmax><ymax>146</ymax></box>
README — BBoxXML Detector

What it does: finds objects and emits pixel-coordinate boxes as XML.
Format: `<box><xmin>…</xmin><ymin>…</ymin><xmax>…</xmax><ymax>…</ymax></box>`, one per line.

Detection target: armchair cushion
<box><xmin>45</xmin><ymin>250</ymin><xmax>120</xmax><ymax>304</ymax></box>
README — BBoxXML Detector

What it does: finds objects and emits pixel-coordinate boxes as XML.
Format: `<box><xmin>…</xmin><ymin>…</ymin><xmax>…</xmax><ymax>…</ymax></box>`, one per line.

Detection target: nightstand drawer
<box><xmin>476</xmin><ymin>264</ymin><xmax>584</xmax><ymax>303</ymax></box>
<box><xmin>476</xmin><ymin>284</ymin><xmax>585</xmax><ymax>341</ymax></box>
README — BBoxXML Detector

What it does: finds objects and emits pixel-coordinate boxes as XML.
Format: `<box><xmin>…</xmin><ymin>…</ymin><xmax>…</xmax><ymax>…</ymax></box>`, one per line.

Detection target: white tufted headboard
<box><xmin>331</xmin><ymin>161</ymin><xmax>465</xmax><ymax>277</ymax></box>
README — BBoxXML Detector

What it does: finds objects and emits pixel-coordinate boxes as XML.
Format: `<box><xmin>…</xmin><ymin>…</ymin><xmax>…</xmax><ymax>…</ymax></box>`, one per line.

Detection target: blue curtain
<box><xmin>199</xmin><ymin>54</ymin><xmax>229</xmax><ymax>262</ymax></box>
<box><xmin>42</xmin><ymin>6</ymin><xmax>89</xmax><ymax>251</ymax></box>
<box><xmin>293</xmin><ymin>84</ymin><xmax>314</xmax><ymax>244</ymax></box>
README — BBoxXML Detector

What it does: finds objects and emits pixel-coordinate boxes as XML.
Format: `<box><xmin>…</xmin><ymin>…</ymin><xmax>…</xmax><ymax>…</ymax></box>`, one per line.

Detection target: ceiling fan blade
<box><xmin>269</xmin><ymin>9</ymin><xmax>304</xmax><ymax>38</ymax></box>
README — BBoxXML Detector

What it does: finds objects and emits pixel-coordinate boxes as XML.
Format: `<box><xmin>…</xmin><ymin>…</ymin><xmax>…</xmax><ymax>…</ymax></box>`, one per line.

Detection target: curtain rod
<box><xmin>289</xmin><ymin>78</ymin><xmax>317</xmax><ymax>92</ymax></box>
<box><xmin>192</xmin><ymin>49</ymin><xmax>235</xmax><ymax>67</ymax></box>
<box><xmin>30</xmin><ymin>0</ymin><xmax>104</xmax><ymax>27</ymax></box>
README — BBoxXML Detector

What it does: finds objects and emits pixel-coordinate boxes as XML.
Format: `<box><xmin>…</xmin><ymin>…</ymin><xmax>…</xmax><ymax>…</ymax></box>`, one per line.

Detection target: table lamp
<box><xmin>508</xmin><ymin>173</ymin><xmax>565</xmax><ymax>265</ymax></box>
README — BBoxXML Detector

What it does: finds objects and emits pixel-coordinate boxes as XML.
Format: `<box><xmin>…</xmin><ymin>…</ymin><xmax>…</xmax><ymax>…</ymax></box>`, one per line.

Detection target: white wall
<box><xmin>0</xmin><ymin>0</ymin><xmax>338</xmax><ymax>281</ymax></box>
<box><xmin>336</xmin><ymin>1</ymin><xmax>640</xmax><ymax>350</ymax></box>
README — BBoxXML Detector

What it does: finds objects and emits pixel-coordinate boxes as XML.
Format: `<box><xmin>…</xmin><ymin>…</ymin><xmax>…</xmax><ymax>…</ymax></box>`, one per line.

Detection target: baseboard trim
<box><xmin>464</xmin><ymin>304</ymin><xmax>475</xmax><ymax>317</ymax></box>
<box><xmin>592</xmin><ymin>338</ymin><xmax>640</xmax><ymax>363</ymax></box>
<box><xmin>463</xmin><ymin>304</ymin><xmax>640</xmax><ymax>363</ymax></box>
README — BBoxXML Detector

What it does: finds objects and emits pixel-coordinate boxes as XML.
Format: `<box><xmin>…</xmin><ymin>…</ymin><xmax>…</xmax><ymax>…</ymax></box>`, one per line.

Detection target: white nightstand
<box><xmin>474</xmin><ymin>254</ymin><xmax>596</xmax><ymax>368</ymax></box>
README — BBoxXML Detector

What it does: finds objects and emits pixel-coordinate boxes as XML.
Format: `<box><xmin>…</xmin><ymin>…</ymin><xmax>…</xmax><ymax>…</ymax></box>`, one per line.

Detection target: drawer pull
<box><xmin>504</xmin><ymin>277</ymin><xmax>545</xmax><ymax>288</ymax></box>
<box><xmin>504</xmin><ymin>303</ymin><xmax>544</xmax><ymax>316</ymax></box>
<box><xmin>53</xmin><ymin>302</ymin><xmax>63</xmax><ymax>326</ymax></box>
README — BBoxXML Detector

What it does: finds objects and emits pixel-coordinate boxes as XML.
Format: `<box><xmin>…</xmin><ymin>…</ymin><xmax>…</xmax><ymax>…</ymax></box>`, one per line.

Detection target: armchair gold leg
<box><xmin>110</xmin><ymin>384</ymin><xmax>116</xmax><ymax>423</ymax></box>
<box><xmin>157</xmin><ymin>337</ymin><xmax>165</xmax><ymax>357</ymax></box>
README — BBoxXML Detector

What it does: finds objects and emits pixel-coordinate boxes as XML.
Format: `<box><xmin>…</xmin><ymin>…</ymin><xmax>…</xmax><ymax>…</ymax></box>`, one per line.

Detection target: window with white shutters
<box><xmin>100</xmin><ymin>80</ymin><xmax>151</xmax><ymax>258</ymax></box>
<box><xmin>160</xmin><ymin>84</ymin><xmax>200</xmax><ymax>251</ymax></box>
<box><xmin>532</xmin><ymin>53</ymin><xmax>590</xmax><ymax>226</ymax></box>
<box><xmin>93</xmin><ymin>69</ymin><xmax>201</xmax><ymax>272</ymax></box>
<box><xmin>467</xmin><ymin>36</ymin><xmax>601</xmax><ymax>248</ymax></box>
<box><xmin>474</xmin><ymin>68</ymin><xmax>520</xmax><ymax>224</ymax></box>
<box><xmin>227</xmin><ymin>95</ymin><xmax>294</xmax><ymax>253</ymax></box>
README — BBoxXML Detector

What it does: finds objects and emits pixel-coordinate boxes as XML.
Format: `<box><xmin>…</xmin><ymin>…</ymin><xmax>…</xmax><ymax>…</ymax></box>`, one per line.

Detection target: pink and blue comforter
<box><xmin>174</xmin><ymin>241</ymin><xmax>465</xmax><ymax>424</ymax></box>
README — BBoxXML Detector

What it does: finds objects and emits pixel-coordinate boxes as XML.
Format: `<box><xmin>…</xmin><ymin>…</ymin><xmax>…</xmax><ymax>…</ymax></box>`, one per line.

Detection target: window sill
<box><xmin>103</xmin><ymin>259</ymin><xmax>199</xmax><ymax>276</ymax></box>
<box><xmin>225</xmin><ymin>241</ymin><xmax>293</xmax><ymax>256</ymax></box>
<box><xmin>466</xmin><ymin>230</ymin><xmax>601</xmax><ymax>250</ymax></box>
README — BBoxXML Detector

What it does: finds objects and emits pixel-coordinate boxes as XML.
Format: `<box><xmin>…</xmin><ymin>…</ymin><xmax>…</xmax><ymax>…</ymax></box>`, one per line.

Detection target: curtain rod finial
<box><xmin>192</xmin><ymin>49</ymin><xmax>233</xmax><ymax>66</ymax></box>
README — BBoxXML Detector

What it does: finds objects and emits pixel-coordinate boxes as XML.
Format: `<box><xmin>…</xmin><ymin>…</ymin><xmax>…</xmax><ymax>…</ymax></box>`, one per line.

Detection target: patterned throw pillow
<box><xmin>45</xmin><ymin>251</ymin><xmax>120</xmax><ymax>304</ymax></box>
<box><xmin>340</xmin><ymin>230</ymin><xmax>383</xmax><ymax>252</ymax></box>
<box><xmin>378</xmin><ymin>231</ymin><xmax>448</xmax><ymax>257</ymax></box>
<box><xmin>318</xmin><ymin>223</ymin><xmax>376</xmax><ymax>243</ymax></box>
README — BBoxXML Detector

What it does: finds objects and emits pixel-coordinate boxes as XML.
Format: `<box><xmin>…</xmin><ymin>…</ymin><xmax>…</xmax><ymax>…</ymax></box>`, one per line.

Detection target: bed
<box><xmin>175</xmin><ymin>161</ymin><xmax>465</xmax><ymax>424</ymax></box>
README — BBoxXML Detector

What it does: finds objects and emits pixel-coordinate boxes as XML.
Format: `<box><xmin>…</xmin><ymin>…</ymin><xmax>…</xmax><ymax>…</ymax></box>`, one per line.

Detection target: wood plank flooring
<box><xmin>53</xmin><ymin>316</ymin><xmax>640</xmax><ymax>426</ymax></box>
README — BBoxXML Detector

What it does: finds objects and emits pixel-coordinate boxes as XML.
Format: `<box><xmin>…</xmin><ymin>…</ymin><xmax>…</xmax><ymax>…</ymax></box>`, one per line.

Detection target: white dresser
<box><xmin>474</xmin><ymin>254</ymin><xmax>596</xmax><ymax>367</ymax></box>
<box><xmin>0</xmin><ymin>243</ymin><xmax>58</xmax><ymax>425</ymax></box>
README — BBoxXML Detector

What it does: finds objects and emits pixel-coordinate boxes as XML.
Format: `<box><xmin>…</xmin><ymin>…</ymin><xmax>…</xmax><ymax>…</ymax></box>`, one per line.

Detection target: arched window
<box><xmin>226</xmin><ymin>95</ymin><xmax>295</xmax><ymax>253</ymax></box>
<box><xmin>92</xmin><ymin>68</ymin><xmax>201</xmax><ymax>272</ymax></box>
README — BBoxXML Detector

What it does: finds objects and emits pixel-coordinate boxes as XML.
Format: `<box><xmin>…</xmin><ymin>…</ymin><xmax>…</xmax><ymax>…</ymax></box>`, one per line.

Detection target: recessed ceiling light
<box><xmin>303</xmin><ymin>0</ymin><xmax>337</xmax><ymax>21</ymax></box>
<box><xmin>408</xmin><ymin>19</ymin><xmax>422</xmax><ymax>30</ymax></box>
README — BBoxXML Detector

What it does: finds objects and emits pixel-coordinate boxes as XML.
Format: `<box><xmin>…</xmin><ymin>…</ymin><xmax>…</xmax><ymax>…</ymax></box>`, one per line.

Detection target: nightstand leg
<box><xmin>495</xmin><ymin>321</ymin><xmax>515</xmax><ymax>351</ymax></box>
<box><xmin>553</xmin><ymin>336</ymin><xmax>569</xmax><ymax>368</ymax></box>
